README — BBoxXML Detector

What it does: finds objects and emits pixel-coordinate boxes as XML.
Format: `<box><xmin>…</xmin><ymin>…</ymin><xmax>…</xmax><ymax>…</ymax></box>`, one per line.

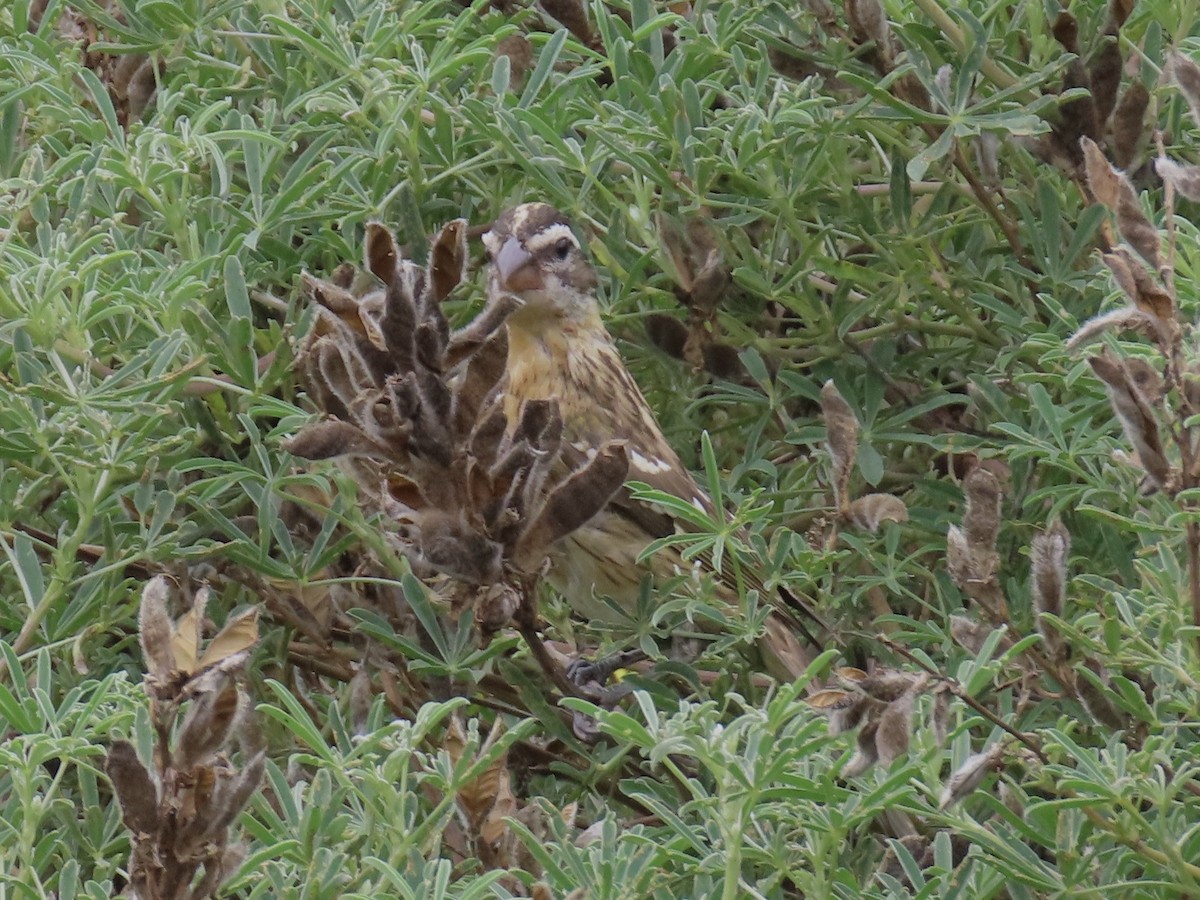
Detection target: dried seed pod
<box><xmin>1031</xmin><ymin>520</ymin><xmax>1070</xmax><ymax>661</ymax></box>
<box><xmin>821</xmin><ymin>380</ymin><xmax>859</xmax><ymax>514</ymax></box>
<box><xmin>1077</xmin><ymin>660</ymin><xmax>1128</xmax><ymax>730</ymax></box>
<box><xmin>843</xmin><ymin>720</ymin><xmax>880</xmax><ymax>776</ymax></box>
<box><xmin>939</xmin><ymin>742</ymin><xmax>1005</xmax><ymax>809</ymax></box>
<box><xmin>1156</xmin><ymin>158</ymin><xmax>1200</xmax><ymax>202</ymax></box>
<box><xmin>1112</xmin><ymin>82</ymin><xmax>1149</xmax><ymax>170</ymax></box>
<box><xmin>845</xmin><ymin>0</ymin><xmax>893</xmax><ymax>68</ymax></box>
<box><xmin>106</xmin><ymin>741</ymin><xmax>159</xmax><ymax>837</ymax></box>
<box><xmin>1088</xmin><ymin>349</ymin><xmax>1171</xmax><ymax>490</ymax></box>
<box><xmin>1102</xmin><ymin>248</ymin><xmax>1174</xmax><ymax>326</ymax></box>
<box><xmin>514</xmin><ymin>441</ymin><xmax>629</xmax><ymax>570</ymax></box>
<box><xmin>495</xmin><ymin>34</ymin><xmax>533</xmax><ymax>90</ymax></box>
<box><xmin>283</xmin><ymin>419</ymin><xmax>394</xmax><ymax>461</ymax></box>
<box><xmin>1066</xmin><ymin>306</ymin><xmax>1157</xmax><ymax>349</ymax></box>
<box><xmin>962</xmin><ymin>466</ymin><xmax>1001</xmax><ymax>553</ymax></box>
<box><xmin>139</xmin><ymin>575</ymin><xmax>176</xmax><ymax>682</ymax></box>
<box><xmin>176</xmin><ymin>680</ymin><xmax>241</xmax><ymax>770</ymax></box>
<box><xmin>949</xmin><ymin>614</ymin><xmax>992</xmax><ymax>655</ymax></box>
<box><xmin>1088</xmin><ymin>38</ymin><xmax>1122</xmax><ymax>128</ymax></box>
<box><xmin>848</xmin><ymin>493</ymin><xmax>908</xmax><ymax>532</ymax></box>
<box><xmin>539</xmin><ymin>0</ymin><xmax>595</xmax><ymax>46</ymax></box>
<box><xmin>645</xmin><ymin>313</ymin><xmax>689</xmax><ymax>360</ymax></box>
<box><xmin>1081</xmin><ymin>137</ymin><xmax>1160</xmax><ymax>271</ymax></box>
<box><xmin>429</xmin><ymin>218</ymin><xmax>468</xmax><ymax>305</ymax></box>
<box><xmin>874</xmin><ymin>681</ymin><xmax>920</xmax><ymax>765</ymax></box>
<box><xmin>1168</xmin><ymin>52</ymin><xmax>1200</xmax><ymax>130</ymax></box>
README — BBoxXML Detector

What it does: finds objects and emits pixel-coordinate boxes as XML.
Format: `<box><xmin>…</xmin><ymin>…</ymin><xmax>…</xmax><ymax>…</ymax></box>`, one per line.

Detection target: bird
<box><xmin>480</xmin><ymin>202</ymin><xmax>817</xmax><ymax>682</ymax></box>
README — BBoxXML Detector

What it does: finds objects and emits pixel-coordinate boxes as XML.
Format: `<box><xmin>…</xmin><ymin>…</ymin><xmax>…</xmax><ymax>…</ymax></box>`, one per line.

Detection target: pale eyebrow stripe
<box><xmin>525</xmin><ymin>224</ymin><xmax>579</xmax><ymax>253</ymax></box>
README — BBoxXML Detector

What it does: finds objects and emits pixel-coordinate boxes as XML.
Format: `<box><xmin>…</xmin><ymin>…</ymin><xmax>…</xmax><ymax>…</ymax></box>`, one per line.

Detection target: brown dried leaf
<box><xmin>806</xmin><ymin>688</ymin><xmax>859</xmax><ymax>712</ymax></box>
<box><xmin>1168</xmin><ymin>52</ymin><xmax>1200</xmax><ymax>131</ymax></box>
<box><xmin>514</xmin><ymin>441</ymin><xmax>630</xmax><ymax>569</ymax></box>
<box><xmin>1156</xmin><ymin>157</ymin><xmax>1200</xmax><ymax>202</ymax></box>
<box><xmin>197</xmin><ymin>607</ymin><xmax>259</xmax><ymax>671</ymax></box>
<box><xmin>139</xmin><ymin>575</ymin><xmax>175</xmax><ymax>681</ymax></box>
<box><xmin>1080</xmin><ymin>135</ymin><xmax>1121</xmax><ymax>206</ymax></box>
<box><xmin>176</xmin><ymin>679</ymin><xmax>240</xmax><ymax>769</ymax></box>
<box><xmin>848</xmin><ymin>493</ymin><xmax>908</xmax><ymax>532</ymax></box>
<box><xmin>456</xmin><ymin>719</ymin><xmax>508</xmax><ymax>828</ymax></box>
<box><xmin>171</xmin><ymin>588</ymin><xmax>208</xmax><ymax>676</ymax></box>
<box><xmin>106</xmin><ymin>741</ymin><xmax>159</xmax><ymax>837</ymax></box>
<box><xmin>1112</xmin><ymin>82</ymin><xmax>1149</xmax><ymax>170</ymax></box>
<box><xmin>821</xmin><ymin>380</ymin><xmax>859</xmax><ymax>514</ymax></box>
<box><xmin>939</xmin><ymin>742</ymin><xmax>1005</xmax><ymax>809</ymax></box>
<box><xmin>480</xmin><ymin>767</ymin><xmax>516</xmax><ymax>849</ymax></box>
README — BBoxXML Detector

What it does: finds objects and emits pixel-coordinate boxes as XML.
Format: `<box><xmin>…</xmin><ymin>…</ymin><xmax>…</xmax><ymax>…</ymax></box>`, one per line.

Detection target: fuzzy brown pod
<box><xmin>1066</xmin><ymin>306</ymin><xmax>1158</xmax><ymax>350</ymax></box>
<box><xmin>1031</xmin><ymin>520</ymin><xmax>1071</xmax><ymax>663</ymax></box>
<box><xmin>845</xmin><ymin>0</ymin><xmax>893</xmax><ymax>69</ymax></box>
<box><xmin>1088</xmin><ymin>349</ymin><xmax>1171</xmax><ymax>490</ymax></box>
<box><xmin>1076</xmin><ymin>659</ymin><xmax>1128</xmax><ymax>730</ymax></box>
<box><xmin>962</xmin><ymin>466</ymin><xmax>1001</xmax><ymax>554</ymax></box>
<box><xmin>106</xmin><ymin>578</ymin><xmax>265</xmax><ymax>900</ymax></box>
<box><xmin>1168</xmin><ymin>52</ymin><xmax>1200</xmax><ymax>130</ymax></box>
<box><xmin>290</xmin><ymin>218</ymin><xmax>632</xmax><ymax>635</ymax></box>
<box><xmin>1081</xmin><ymin>137</ymin><xmax>1160</xmax><ymax>271</ymax></box>
<box><xmin>1156</xmin><ymin>158</ymin><xmax>1200</xmax><ymax>202</ymax></box>
<box><xmin>939</xmin><ymin>742</ymin><xmax>1006</xmax><ymax>809</ymax></box>
<box><xmin>848</xmin><ymin>493</ymin><xmax>908</xmax><ymax>532</ymax></box>
<box><xmin>1102</xmin><ymin>247</ymin><xmax>1174</xmax><ymax>329</ymax></box>
<box><xmin>820</xmin><ymin>380</ymin><xmax>860</xmax><ymax>515</ymax></box>
<box><xmin>1112</xmin><ymin>81</ymin><xmax>1149</xmax><ymax>170</ymax></box>
<box><xmin>495</xmin><ymin>34</ymin><xmax>534</xmax><ymax>89</ymax></box>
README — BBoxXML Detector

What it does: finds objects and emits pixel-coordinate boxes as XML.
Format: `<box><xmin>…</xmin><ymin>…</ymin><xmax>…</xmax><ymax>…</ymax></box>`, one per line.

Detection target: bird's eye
<box><xmin>553</xmin><ymin>238</ymin><xmax>572</xmax><ymax>260</ymax></box>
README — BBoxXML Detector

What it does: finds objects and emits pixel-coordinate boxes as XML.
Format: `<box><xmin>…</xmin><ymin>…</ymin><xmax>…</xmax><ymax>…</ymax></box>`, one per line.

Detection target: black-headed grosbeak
<box><xmin>481</xmin><ymin>203</ymin><xmax>815</xmax><ymax>680</ymax></box>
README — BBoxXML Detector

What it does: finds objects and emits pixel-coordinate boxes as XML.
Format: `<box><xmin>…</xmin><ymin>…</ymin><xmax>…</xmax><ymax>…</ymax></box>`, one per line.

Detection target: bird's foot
<box><xmin>566</xmin><ymin>648</ymin><xmax>646</xmax><ymax>693</ymax></box>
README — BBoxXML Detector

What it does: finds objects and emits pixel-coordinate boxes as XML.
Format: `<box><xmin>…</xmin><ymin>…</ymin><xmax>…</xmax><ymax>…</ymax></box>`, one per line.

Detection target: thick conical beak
<box><xmin>495</xmin><ymin>237</ymin><xmax>543</xmax><ymax>292</ymax></box>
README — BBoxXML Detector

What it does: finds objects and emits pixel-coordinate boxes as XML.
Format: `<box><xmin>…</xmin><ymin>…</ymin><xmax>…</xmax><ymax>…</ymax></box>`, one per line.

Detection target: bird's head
<box><xmin>482</xmin><ymin>203</ymin><xmax>600</xmax><ymax>329</ymax></box>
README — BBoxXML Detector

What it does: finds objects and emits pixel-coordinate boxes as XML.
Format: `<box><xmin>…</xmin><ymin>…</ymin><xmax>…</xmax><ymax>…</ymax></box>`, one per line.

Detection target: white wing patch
<box><xmin>630</xmin><ymin>449</ymin><xmax>672</xmax><ymax>474</ymax></box>
<box><xmin>571</xmin><ymin>440</ymin><xmax>599</xmax><ymax>461</ymax></box>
